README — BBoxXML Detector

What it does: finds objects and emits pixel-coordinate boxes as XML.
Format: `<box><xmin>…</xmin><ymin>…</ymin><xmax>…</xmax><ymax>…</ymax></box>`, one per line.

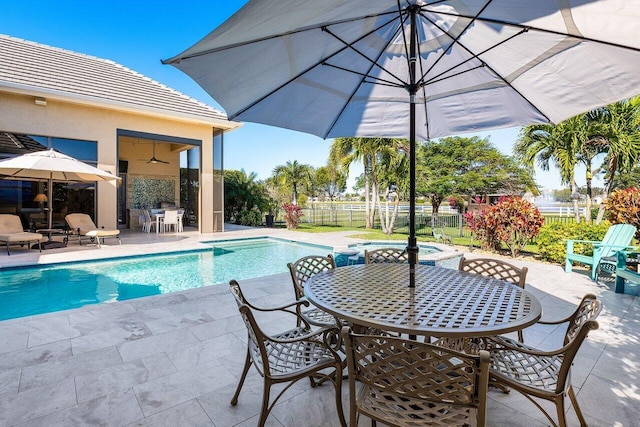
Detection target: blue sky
<box><xmin>2</xmin><ymin>0</ymin><xmax>572</xmax><ymax>190</ymax></box>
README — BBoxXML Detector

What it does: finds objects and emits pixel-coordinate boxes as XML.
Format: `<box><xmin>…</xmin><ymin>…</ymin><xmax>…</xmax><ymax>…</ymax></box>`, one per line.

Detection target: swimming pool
<box><xmin>333</xmin><ymin>241</ymin><xmax>441</xmax><ymax>266</ymax></box>
<box><xmin>0</xmin><ymin>238</ymin><xmax>331</xmax><ymax>321</ymax></box>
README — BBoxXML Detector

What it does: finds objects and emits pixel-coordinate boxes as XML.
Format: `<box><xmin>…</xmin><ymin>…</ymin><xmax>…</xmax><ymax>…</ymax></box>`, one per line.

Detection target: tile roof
<box><xmin>0</xmin><ymin>34</ymin><xmax>237</xmax><ymax>127</ymax></box>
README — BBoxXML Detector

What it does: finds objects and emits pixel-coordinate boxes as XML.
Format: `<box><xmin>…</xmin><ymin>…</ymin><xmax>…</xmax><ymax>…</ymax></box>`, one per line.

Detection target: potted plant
<box><xmin>264</xmin><ymin>199</ymin><xmax>277</xmax><ymax>227</ymax></box>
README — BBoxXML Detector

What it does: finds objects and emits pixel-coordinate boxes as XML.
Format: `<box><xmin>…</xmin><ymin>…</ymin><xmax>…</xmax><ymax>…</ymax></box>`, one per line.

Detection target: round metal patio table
<box><xmin>305</xmin><ymin>264</ymin><xmax>542</xmax><ymax>338</ymax></box>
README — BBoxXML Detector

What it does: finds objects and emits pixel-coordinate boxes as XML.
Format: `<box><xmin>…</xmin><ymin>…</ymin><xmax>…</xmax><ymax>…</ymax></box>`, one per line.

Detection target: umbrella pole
<box><xmin>47</xmin><ymin>175</ymin><xmax>53</xmax><ymax>230</ymax></box>
<box><xmin>407</xmin><ymin>5</ymin><xmax>419</xmax><ymax>288</ymax></box>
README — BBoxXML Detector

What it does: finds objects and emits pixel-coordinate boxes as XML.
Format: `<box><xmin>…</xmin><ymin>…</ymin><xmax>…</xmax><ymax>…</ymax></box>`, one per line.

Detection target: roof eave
<box><xmin>0</xmin><ymin>82</ymin><xmax>242</xmax><ymax>131</ymax></box>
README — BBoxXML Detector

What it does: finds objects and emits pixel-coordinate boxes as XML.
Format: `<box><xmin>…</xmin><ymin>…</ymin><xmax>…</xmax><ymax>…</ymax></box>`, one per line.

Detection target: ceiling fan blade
<box><xmin>147</xmin><ymin>157</ymin><xmax>170</xmax><ymax>164</ymax></box>
<box><xmin>145</xmin><ymin>143</ymin><xmax>170</xmax><ymax>164</ymax></box>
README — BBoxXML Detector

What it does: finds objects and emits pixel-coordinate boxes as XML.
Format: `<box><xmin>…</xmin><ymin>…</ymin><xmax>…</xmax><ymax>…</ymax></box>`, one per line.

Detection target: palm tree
<box><xmin>330</xmin><ymin>137</ymin><xmax>407</xmax><ymax>230</ymax></box>
<box><xmin>591</xmin><ymin>97</ymin><xmax>640</xmax><ymax>222</ymax></box>
<box><xmin>330</xmin><ymin>137</ymin><xmax>375</xmax><ymax>228</ymax></box>
<box><xmin>515</xmin><ymin>119</ymin><xmax>584</xmax><ymax>222</ymax></box>
<box><xmin>271</xmin><ymin>160</ymin><xmax>314</xmax><ymax>205</ymax></box>
<box><xmin>517</xmin><ymin>98</ymin><xmax>640</xmax><ymax>224</ymax></box>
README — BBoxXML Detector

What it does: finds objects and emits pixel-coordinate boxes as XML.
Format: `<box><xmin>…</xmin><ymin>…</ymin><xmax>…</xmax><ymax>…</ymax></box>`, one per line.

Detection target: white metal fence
<box><xmin>300</xmin><ymin>203</ymin><xmax>583</xmax><ymax>238</ymax></box>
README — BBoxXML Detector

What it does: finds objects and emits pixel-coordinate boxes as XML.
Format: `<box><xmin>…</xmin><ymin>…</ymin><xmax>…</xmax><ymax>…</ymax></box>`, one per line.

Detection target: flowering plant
<box><xmin>465</xmin><ymin>196</ymin><xmax>544</xmax><ymax>257</ymax></box>
<box><xmin>447</xmin><ymin>195</ymin><xmax>465</xmax><ymax>212</ymax></box>
<box><xmin>605</xmin><ymin>187</ymin><xmax>640</xmax><ymax>239</ymax></box>
<box><xmin>282</xmin><ymin>203</ymin><xmax>303</xmax><ymax>229</ymax></box>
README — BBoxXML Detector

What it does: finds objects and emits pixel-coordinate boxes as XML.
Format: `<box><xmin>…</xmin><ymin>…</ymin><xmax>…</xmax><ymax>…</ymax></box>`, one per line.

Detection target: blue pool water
<box><xmin>0</xmin><ymin>238</ymin><xmax>331</xmax><ymax>321</ymax></box>
<box><xmin>333</xmin><ymin>241</ymin><xmax>441</xmax><ymax>266</ymax></box>
<box><xmin>347</xmin><ymin>241</ymin><xmax>440</xmax><ymax>254</ymax></box>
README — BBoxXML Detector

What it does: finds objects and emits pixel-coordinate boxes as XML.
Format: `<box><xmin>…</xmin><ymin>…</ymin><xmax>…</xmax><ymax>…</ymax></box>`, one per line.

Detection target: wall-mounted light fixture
<box><xmin>34</xmin><ymin>97</ymin><xmax>47</xmax><ymax>106</ymax></box>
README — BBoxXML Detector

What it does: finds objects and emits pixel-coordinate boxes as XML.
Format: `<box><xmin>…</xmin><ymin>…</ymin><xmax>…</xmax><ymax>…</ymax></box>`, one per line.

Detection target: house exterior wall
<box><xmin>0</xmin><ymin>91</ymin><xmax>222</xmax><ymax>232</ymax></box>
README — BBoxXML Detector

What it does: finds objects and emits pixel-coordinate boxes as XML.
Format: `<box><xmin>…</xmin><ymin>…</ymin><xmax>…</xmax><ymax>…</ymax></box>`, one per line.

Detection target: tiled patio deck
<box><xmin>0</xmin><ymin>226</ymin><xmax>638</xmax><ymax>426</ymax></box>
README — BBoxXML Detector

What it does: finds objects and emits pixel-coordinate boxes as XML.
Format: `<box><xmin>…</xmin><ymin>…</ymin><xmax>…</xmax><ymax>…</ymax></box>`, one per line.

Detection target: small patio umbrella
<box><xmin>164</xmin><ymin>0</ymin><xmax>640</xmax><ymax>286</ymax></box>
<box><xmin>0</xmin><ymin>149</ymin><xmax>120</xmax><ymax>245</ymax></box>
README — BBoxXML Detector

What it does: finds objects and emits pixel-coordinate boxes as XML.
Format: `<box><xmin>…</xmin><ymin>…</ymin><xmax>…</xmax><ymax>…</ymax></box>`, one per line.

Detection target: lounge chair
<box><xmin>65</xmin><ymin>213</ymin><xmax>121</xmax><ymax>248</ymax></box>
<box><xmin>565</xmin><ymin>223</ymin><xmax>636</xmax><ymax>280</ymax></box>
<box><xmin>0</xmin><ymin>214</ymin><xmax>43</xmax><ymax>255</ymax></box>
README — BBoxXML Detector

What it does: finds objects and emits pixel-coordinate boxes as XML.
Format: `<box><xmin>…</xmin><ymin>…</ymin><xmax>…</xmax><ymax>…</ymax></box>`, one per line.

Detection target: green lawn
<box><xmin>291</xmin><ymin>223</ymin><xmax>540</xmax><ymax>256</ymax></box>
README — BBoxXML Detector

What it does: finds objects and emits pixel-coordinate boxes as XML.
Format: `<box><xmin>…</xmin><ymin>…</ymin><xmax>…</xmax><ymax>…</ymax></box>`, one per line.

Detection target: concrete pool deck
<box><xmin>0</xmin><ymin>225</ymin><xmax>638</xmax><ymax>426</ymax></box>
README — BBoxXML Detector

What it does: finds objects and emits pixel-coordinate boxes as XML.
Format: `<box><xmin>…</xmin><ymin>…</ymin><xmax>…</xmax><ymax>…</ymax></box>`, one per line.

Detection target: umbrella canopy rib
<box><xmin>323</xmin><ymin>23</ymin><xmax>408</xmax><ymax>87</ymax></box>
<box><xmin>418</xmin><ymin>1</ymin><xmax>490</xmax><ymax>79</ymax></box>
<box><xmin>433</xmin><ymin>9</ymin><xmax>640</xmax><ymax>53</ymax></box>
<box><xmin>163</xmin><ymin>10</ymin><xmax>402</xmax><ymax>63</ymax></box>
<box><xmin>422</xmin><ymin>28</ymin><xmax>526</xmax><ymax>85</ymax></box>
<box><xmin>417</xmin><ymin>17</ymin><xmax>552</xmax><ymax>123</ymax></box>
<box><xmin>231</xmin><ymin>13</ymin><xmax>405</xmax><ymax>121</ymax></box>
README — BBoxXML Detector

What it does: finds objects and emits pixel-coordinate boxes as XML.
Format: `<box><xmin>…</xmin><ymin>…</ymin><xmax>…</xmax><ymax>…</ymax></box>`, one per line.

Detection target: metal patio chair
<box><xmin>287</xmin><ymin>254</ymin><xmax>341</xmax><ymax>328</ymax></box>
<box><xmin>341</xmin><ymin>326</ymin><xmax>490</xmax><ymax>427</ymax></box>
<box><xmin>364</xmin><ymin>247</ymin><xmax>408</xmax><ymax>264</ymax></box>
<box><xmin>229</xmin><ymin>279</ymin><xmax>346</xmax><ymax>427</ymax></box>
<box><xmin>487</xmin><ymin>293</ymin><xmax>601</xmax><ymax>427</ymax></box>
<box><xmin>459</xmin><ymin>256</ymin><xmax>528</xmax><ymax>342</ymax></box>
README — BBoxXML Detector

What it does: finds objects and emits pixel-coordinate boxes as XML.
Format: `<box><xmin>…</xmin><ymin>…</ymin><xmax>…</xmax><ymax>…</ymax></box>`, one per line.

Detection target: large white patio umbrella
<box><xmin>0</xmin><ymin>149</ymin><xmax>120</xmax><ymax>237</ymax></box>
<box><xmin>164</xmin><ymin>0</ymin><xmax>640</xmax><ymax>286</ymax></box>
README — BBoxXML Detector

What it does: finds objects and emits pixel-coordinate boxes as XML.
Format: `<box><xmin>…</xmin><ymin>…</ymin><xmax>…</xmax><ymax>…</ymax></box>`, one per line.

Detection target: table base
<box><xmin>32</xmin><ymin>240</ymin><xmax>66</xmax><ymax>250</ymax></box>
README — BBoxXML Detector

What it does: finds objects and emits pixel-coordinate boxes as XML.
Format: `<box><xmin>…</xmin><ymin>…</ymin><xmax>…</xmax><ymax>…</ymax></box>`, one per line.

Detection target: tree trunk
<box><xmin>364</xmin><ymin>158</ymin><xmax>372</xmax><ymax>228</ymax></box>
<box><xmin>370</xmin><ymin>172</ymin><xmax>379</xmax><ymax>230</ymax></box>
<box><xmin>584</xmin><ymin>167</ymin><xmax>592</xmax><ymax>223</ymax></box>
<box><xmin>430</xmin><ymin>195</ymin><xmax>443</xmax><ymax>230</ymax></box>
<box><xmin>596</xmin><ymin>175</ymin><xmax>616</xmax><ymax>224</ymax></box>
<box><xmin>367</xmin><ymin>157</ymin><xmax>378</xmax><ymax>229</ymax></box>
<box><xmin>571</xmin><ymin>179</ymin><xmax>581</xmax><ymax>222</ymax></box>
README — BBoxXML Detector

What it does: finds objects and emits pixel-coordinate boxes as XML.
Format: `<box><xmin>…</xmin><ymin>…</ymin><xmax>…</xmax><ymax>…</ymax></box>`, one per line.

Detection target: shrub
<box><xmin>605</xmin><ymin>187</ymin><xmax>640</xmax><ymax>238</ymax></box>
<box><xmin>283</xmin><ymin>203</ymin><xmax>304</xmax><ymax>229</ymax></box>
<box><xmin>464</xmin><ymin>209</ymin><xmax>498</xmax><ymax>251</ymax></box>
<box><xmin>235</xmin><ymin>207</ymin><xmax>263</xmax><ymax>226</ymax></box>
<box><xmin>537</xmin><ymin>221</ymin><xmax>611</xmax><ymax>263</ymax></box>
<box><xmin>465</xmin><ymin>196</ymin><xmax>544</xmax><ymax>257</ymax></box>
<box><xmin>447</xmin><ymin>195</ymin><xmax>465</xmax><ymax>212</ymax></box>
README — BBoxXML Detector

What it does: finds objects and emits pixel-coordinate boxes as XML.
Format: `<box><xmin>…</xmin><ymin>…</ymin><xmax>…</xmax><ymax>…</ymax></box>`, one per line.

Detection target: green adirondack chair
<box><xmin>565</xmin><ymin>223</ymin><xmax>637</xmax><ymax>281</ymax></box>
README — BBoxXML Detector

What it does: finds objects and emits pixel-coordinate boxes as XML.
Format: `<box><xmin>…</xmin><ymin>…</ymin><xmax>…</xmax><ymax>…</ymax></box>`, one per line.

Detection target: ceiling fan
<box><xmin>146</xmin><ymin>142</ymin><xmax>169</xmax><ymax>164</ymax></box>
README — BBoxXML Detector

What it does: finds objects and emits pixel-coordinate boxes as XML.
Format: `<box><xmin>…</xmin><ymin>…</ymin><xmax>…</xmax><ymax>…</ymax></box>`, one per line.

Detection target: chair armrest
<box><xmin>245</xmin><ymin>298</ymin><xmax>309</xmax><ymax>313</ymax></box>
<box><xmin>247</xmin><ymin>299</ymin><xmax>313</xmax><ymax>329</ymax></box>
<box><xmin>267</xmin><ymin>325</ymin><xmax>339</xmax><ymax>344</ymax></box>
<box><xmin>537</xmin><ymin>317</ymin><xmax>572</xmax><ymax>326</ymax></box>
<box><xmin>267</xmin><ymin>325</ymin><xmax>342</xmax><ymax>352</ymax></box>
<box><xmin>565</xmin><ymin>239</ymin><xmax>600</xmax><ymax>245</ymax></box>
<box><xmin>487</xmin><ymin>336</ymin><xmax>566</xmax><ymax>357</ymax></box>
<box><xmin>595</xmin><ymin>244</ymin><xmax>637</xmax><ymax>250</ymax></box>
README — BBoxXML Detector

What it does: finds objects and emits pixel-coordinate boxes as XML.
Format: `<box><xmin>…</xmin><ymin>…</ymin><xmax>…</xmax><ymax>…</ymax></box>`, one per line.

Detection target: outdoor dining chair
<box><xmin>287</xmin><ymin>254</ymin><xmax>341</xmax><ymax>328</ymax></box>
<box><xmin>228</xmin><ymin>280</ymin><xmax>346</xmax><ymax>427</ymax></box>
<box><xmin>161</xmin><ymin>210</ymin><xmax>180</xmax><ymax>233</ymax></box>
<box><xmin>141</xmin><ymin>209</ymin><xmax>155</xmax><ymax>233</ymax></box>
<box><xmin>364</xmin><ymin>247</ymin><xmax>408</xmax><ymax>264</ymax></box>
<box><xmin>341</xmin><ymin>326</ymin><xmax>490</xmax><ymax>427</ymax></box>
<box><xmin>486</xmin><ymin>293</ymin><xmax>601</xmax><ymax>427</ymax></box>
<box><xmin>459</xmin><ymin>257</ymin><xmax>528</xmax><ymax>342</ymax></box>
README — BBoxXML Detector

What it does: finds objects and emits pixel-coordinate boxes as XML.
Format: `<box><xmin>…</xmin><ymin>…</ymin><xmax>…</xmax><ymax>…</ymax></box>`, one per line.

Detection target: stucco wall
<box><xmin>0</xmin><ymin>91</ymin><xmax>220</xmax><ymax>232</ymax></box>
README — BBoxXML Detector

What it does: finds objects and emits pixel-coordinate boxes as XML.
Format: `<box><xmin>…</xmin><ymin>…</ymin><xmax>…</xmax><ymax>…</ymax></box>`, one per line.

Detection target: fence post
<box><xmin>458</xmin><ymin>214</ymin><xmax>463</xmax><ymax>237</ymax></box>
